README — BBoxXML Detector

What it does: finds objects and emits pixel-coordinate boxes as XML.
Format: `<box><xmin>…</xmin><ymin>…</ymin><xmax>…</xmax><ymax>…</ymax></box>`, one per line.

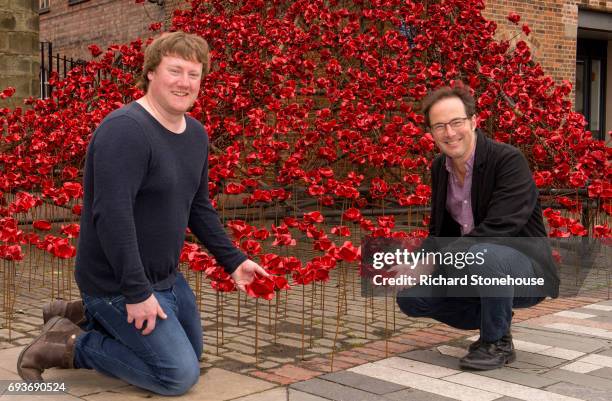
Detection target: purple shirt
<box><xmin>445</xmin><ymin>150</ymin><xmax>475</xmax><ymax>235</ymax></box>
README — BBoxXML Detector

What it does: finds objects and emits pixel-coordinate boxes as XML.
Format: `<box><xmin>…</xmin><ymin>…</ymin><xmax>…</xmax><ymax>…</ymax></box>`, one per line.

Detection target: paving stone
<box><xmin>375</xmin><ymin>357</ymin><xmax>458</xmax><ymax>378</ymax></box>
<box><xmin>291</xmin><ymin>377</ymin><xmax>389</xmax><ymax>401</ymax></box>
<box><xmin>586</xmin><ymin>316</ymin><xmax>612</xmax><ymax>325</ymax></box>
<box><xmin>250</xmin><ymin>370</ymin><xmax>295</xmax><ymax>385</ymax></box>
<box><xmin>0</xmin><ymin>367</ymin><xmax>20</xmax><ymax>380</ymax></box>
<box><xmin>436</xmin><ymin>345</ymin><xmax>467</xmax><ymax>358</ymax></box>
<box><xmin>511</xmin><ymin>328</ymin><xmax>609</xmax><ymax>353</ymax></box>
<box><xmin>225</xmin><ymin>342</ymin><xmax>257</xmax><ymax>355</ymax></box>
<box><xmin>272</xmin><ymin>364</ymin><xmax>321</xmax><ymax>381</ymax></box>
<box><xmin>538</xmin><ymin>347</ymin><xmax>585</xmax><ymax>360</ymax></box>
<box><xmin>543</xmin><ymin>323</ymin><xmax>612</xmax><ymax>340</ymax></box>
<box><xmin>383</xmin><ymin>387</ymin><xmax>458</xmax><ymax>401</ymax></box>
<box><xmin>0</xmin><ymin>347</ymin><xmax>21</xmax><ymax>374</ymax></box>
<box><xmin>484</xmin><ymin>398</ymin><xmax>524</xmax><ymax>401</ymax></box>
<box><xmin>512</xmin><ymin>339</ymin><xmax>554</xmax><ymax>353</ymax></box>
<box><xmin>255</xmin><ymin>361</ymin><xmax>279</xmax><ymax>369</ymax></box>
<box><xmin>596</xmin><ymin>349</ymin><xmax>612</xmax><ymax>358</ymax></box>
<box><xmin>583</xmin><ymin>304</ymin><xmax>612</xmax><ymax>312</ymax></box>
<box><xmin>288</xmin><ymin>388</ymin><xmax>330</xmax><ymax>401</ymax></box>
<box><xmin>398</xmin><ymin>349</ymin><xmax>461</xmax><ymax>370</ymax></box>
<box><xmin>268</xmin><ymin>356</ymin><xmax>296</xmax><ymax>364</ymax></box>
<box><xmin>589</xmin><ymin>367</ymin><xmax>612</xmax><ymax>380</ymax></box>
<box><xmin>561</xmin><ymin>361</ymin><xmax>601</xmax><ymax>373</ymax></box>
<box><xmin>232</xmin><ymin>387</ymin><xmax>287</xmax><ymax>401</ymax></box>
<box><xmin>349</xmin><ymin>363</ymin><xmax>499</xmax><ymax>401</ymax></box>
<box><xmin>542</xmin><ymin>368</ymin><xmax>612</xmax><ymax>391</ymax></box>
<box><xmin>573</xmin><ymin>308</ymin><xmax>612</xmax><ymax>318</ymax></box>
<box><xmin>513</xmin><ymin>350</ymin><xmax>567</xmax><ymax>368</ymax></box>
<box><xmin>445</xmin><ymin>372</ymin><xmax>583</xmax><ymax>401</ymax></box>
<box><xmin>580</xmin><ymin>354</ymin><xmax>612</xmax><ymax>368</ymax></box>
<box><xmin>554</xmin><ymin>311</ymin><xmax>597</xmax><ymax>319</ymax></box>
<box><xmin>474</xmin><ymin>366</ymin><xmax>560</xmax><ymax>388</ymax></box>
<box><xmin>544</xmin><ymin>381</ymin><xmax>612</xmax><ymax>401</ymax></box>
<box><xmin>320</xmin><ymin>370</ymin><xmax>406</xmax><ymax>394</ymax></box>
<box><xmin>224</xmin><ymin>351</ymin><xmax>257</xmax><ymax>364</ymax></box>
<box><xmin>1</xmin><ymin>392</ymin><xmax>83</xmax><ymax>400</ymax></box>
<box><xmin>275</xmin><ymin>338</ymin><xmax>305</xmax><ymax>348</ymax></box>
<box><xmin>33</xmin><ymin>368</ymin><xmax>130</xmax><ymax>397</ymax></box>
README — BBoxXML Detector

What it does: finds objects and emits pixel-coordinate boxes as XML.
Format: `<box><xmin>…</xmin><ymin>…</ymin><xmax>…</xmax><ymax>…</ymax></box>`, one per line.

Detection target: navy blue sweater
<box><xmin>75</xmin><ymin>102</ymin><xmax>247</xmax><ymax>303</ymax></box>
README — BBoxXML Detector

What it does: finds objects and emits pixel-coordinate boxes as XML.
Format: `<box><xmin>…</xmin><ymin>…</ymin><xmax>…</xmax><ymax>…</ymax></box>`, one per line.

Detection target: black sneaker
<box><xmin>460</xmin><ymin>337</ymin><xmax>516</xmax><ymax>370</ymax></box>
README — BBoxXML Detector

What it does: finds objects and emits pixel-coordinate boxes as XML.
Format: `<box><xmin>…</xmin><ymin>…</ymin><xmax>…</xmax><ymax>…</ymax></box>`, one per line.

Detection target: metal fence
<box><xmin>39</xmin><ymin>41</ymin><xmax>87</xmax><ymax>99</ymax></box>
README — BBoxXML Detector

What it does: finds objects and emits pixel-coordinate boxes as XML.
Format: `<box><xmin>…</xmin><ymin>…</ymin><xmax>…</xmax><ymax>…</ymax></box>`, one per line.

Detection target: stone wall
<box><xmin>0</xmin><ymin>0</ymin><xmax>39</xmax><ymax>107</ymax></box>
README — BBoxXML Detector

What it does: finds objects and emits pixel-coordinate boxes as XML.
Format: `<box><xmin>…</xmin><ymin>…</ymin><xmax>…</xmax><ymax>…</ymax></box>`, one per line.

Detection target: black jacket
<box><xmin>428</xmin><ymin>129</ymin><xmax>560</xmax><ymax>298</ymax></box>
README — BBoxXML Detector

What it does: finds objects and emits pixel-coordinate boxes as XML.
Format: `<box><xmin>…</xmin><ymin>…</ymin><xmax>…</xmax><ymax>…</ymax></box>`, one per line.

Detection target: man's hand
<box><xmin>126</xmin><ymin>294</ymin><xmax>167</xmax><ymax>335</ymax></box>
<box><xmin>231</xmin><ymin>259</ymin><xmax>270</xmax><ymax>292</ymax></box>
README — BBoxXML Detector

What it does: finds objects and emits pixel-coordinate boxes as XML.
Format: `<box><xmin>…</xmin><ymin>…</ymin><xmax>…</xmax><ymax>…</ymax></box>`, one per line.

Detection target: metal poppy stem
<box><xmin>301</xmin><ymin>282</ymin><xmax>305</xmax><ymax>360</ymax></box>
<box><xmin>220</xmin><ymin>291</ymin><xmax>224</xmax><ymax>345</ymax></box>
<box><xmin>385</xmin><ymin>286</ymin><xmax>389</xmax><ymax>357</ymax></box>
<box><xmin>255</xmin><ymin>296</ymin><xmax>259</xmax><ymax>367</ymax></box>
<box><xmin>309</xmin><ymin>281</ymin><xmax>315</xmax><ymax>347</ymax></box>
<box><xmin>364</xmin><ymin>285</ymin><xmax>368</xmax><ymax>339</ymax></box>
<box><xmin>6</xmin><ymin>260</ymin><xmax>13</xmax><ymax>342</ymax></box>
<box><xmin>330</xmin><ymin>276</ymin><xmax>342</xmax><ymax>372</ymax></box>
<box><xmin>236</xmin><ymin>290</ymin><xmax>241</xmax><ymax>327</ymax></box>
<box><xmin>195</xmin><ymin>271</ymin><xmax>202</xmax><ymax>312</ymax></box>
<box><xmin>50</xmin><ymin>254</ymin><xmax>55</xmax><ymax>300</ymax></box>
<box><xmin>215</xmin><ymin>290</ymin><xmax>219</xmax><ymax>356</ymax></box>
<box><xmin>274</xmin><ymin>290</ymin><xmax>279</xmax><ymax>343</ymax></box>
<box><xmin>268</xmin><ymin>297</ymin><xmax>272</xmax><ymax>334</ymax></box>
<box><xmin>321</xmin><ymin>280</ymin><xmax>325</xmax><ymax>338</ymax></box>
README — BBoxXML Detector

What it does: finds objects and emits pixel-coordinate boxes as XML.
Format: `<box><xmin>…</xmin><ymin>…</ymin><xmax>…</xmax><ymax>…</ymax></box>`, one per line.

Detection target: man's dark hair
<box><xmin>420</xmin><ymin>85</ymin><xmax>476</xmax><ymax>127</ymax></box>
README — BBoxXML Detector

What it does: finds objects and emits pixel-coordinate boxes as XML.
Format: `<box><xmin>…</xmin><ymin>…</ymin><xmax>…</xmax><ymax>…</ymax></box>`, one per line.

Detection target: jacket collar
<box><xmin>473</xmin><ymin>128</ymin><xmax>488</xmax><ymax>168</ymax></box>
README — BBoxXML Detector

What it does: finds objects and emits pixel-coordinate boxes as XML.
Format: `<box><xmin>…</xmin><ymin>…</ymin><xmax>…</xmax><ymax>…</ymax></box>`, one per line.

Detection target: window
<box><xmin>39</xmin><ymin>0</ymin><xmax>50</xmax><ymax>13</ymax></box>
<box><xmin>68</xmin><ymin>0</ymin><xmax>89</xmax><ymax>5</ymax></box>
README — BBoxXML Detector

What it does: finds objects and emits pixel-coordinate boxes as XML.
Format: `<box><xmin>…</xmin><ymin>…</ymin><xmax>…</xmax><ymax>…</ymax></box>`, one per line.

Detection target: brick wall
<box><xmin>482</xmin><ymin>0</ymin><xmax>611</xmax><ymax>95</ymax></box>
<box><xmin>39</xmin><ymin>0</ymin><xmax>167</xmax><ymax>60</ymax></box>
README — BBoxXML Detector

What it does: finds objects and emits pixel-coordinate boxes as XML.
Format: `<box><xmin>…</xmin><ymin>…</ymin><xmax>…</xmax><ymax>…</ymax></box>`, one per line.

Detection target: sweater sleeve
<box><xmin>91</xmin><ymin>116</ymin><xmax>153</xmax><ymax>304</ymax></box>
<box><xmin>188</xmin><ymin>135</ymin><xmax>247</xmax><ymax>274</ymax></box>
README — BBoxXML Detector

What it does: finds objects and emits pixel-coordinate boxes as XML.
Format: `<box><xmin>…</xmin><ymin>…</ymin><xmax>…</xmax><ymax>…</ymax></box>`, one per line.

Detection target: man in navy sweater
<box><xmin>18</xmin><ymin>32</ymin><xmax>268</xmax><ymax>395</ymax></box>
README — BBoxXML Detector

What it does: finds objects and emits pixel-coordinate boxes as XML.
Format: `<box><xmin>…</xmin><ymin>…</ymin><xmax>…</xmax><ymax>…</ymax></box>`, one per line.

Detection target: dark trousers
<box><xmin>396</xmin><ymin>244</ymin><xmax>545</xmax><ymax>342</ymax></box>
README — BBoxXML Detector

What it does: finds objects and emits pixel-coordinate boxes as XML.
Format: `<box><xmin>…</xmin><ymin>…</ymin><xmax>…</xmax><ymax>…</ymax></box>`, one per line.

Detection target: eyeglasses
<box><xmin>430</xmin><ymin>117</ymin><xmax>470</xmax><ymax>135</ymax></box>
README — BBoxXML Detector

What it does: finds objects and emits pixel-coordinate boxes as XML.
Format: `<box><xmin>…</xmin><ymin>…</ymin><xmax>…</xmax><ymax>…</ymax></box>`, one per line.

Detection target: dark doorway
<box><xmin>576</xmin><ymin>38</ymin><xmax>607</xmax><ymax>140</ymax></box>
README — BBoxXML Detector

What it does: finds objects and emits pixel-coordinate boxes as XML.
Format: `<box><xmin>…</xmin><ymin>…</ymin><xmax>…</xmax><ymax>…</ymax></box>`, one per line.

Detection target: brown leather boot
<box><xmin>42</xmin><ymin>299</ymin><xmax>85</xmax><ymax>325</ymax></box>
<box><xmin>17</xmin><ymin>316</ymin><xmax>84</xmax><ymax>381</ymax></box>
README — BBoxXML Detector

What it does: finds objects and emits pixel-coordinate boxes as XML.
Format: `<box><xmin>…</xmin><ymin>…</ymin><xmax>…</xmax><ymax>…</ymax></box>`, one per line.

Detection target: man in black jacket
<box><xmin>396</xmin><ymin>85</ymin><xmax>559</xmax><ymax>370</ymax></box>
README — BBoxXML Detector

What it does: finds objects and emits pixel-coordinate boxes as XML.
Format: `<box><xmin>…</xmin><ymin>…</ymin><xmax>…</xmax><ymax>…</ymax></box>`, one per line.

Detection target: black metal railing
<box><xmin>39</xmin><ymin>41</ymin><xmax>87</xmax><ymax>99</ymax></box>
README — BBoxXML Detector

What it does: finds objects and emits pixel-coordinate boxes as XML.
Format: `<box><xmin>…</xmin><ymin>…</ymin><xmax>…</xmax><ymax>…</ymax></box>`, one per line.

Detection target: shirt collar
<box><xmin>444</xmin><ymin>140</ymin><xmax>476</xmax><ymax>175</ymax></box>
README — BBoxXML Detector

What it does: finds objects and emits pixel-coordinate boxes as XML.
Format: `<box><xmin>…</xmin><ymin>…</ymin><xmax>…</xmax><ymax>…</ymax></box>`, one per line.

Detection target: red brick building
<box><xmin>38</xmin><ymin>0</ymin><xmax>612</xmax><ymax>141</ymax></box>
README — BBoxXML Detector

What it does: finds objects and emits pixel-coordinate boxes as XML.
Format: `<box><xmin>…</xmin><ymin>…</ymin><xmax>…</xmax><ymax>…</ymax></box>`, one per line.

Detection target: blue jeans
<box><xmin>73</xmin><ymin>272</ymin><xmax>202</xmax><ymax>396</ymax></box>
<box><xmin>396</xmin><ymin>244</ymin><xmax>545</xmax><ymax>342</ymax></box>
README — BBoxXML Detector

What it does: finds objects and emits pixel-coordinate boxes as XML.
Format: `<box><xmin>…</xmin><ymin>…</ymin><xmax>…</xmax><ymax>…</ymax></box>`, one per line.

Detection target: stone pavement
<box><xmin>1</xmin><ymin>297</ymin><xmax>612</xmax><ymax>400</ymax></box>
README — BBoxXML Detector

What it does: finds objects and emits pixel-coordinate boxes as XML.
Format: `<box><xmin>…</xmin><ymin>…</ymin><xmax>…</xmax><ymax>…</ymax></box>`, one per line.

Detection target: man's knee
<box><xmin>156</xmin><ymin>357</ymin><xmax>200</xmax><ymax>396</ymax></box>
<box><xmin>396</xmin><ymin>296</ymin><xmax>433</xmax><ymax>318</ymax></box>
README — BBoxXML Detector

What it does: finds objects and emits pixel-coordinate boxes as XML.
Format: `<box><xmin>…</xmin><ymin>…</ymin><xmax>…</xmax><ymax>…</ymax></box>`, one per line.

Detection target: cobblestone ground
<box><xmin>0</xmin><ymin>245</ymin><xmax>610</xmax><ymax>400</ymax></box>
